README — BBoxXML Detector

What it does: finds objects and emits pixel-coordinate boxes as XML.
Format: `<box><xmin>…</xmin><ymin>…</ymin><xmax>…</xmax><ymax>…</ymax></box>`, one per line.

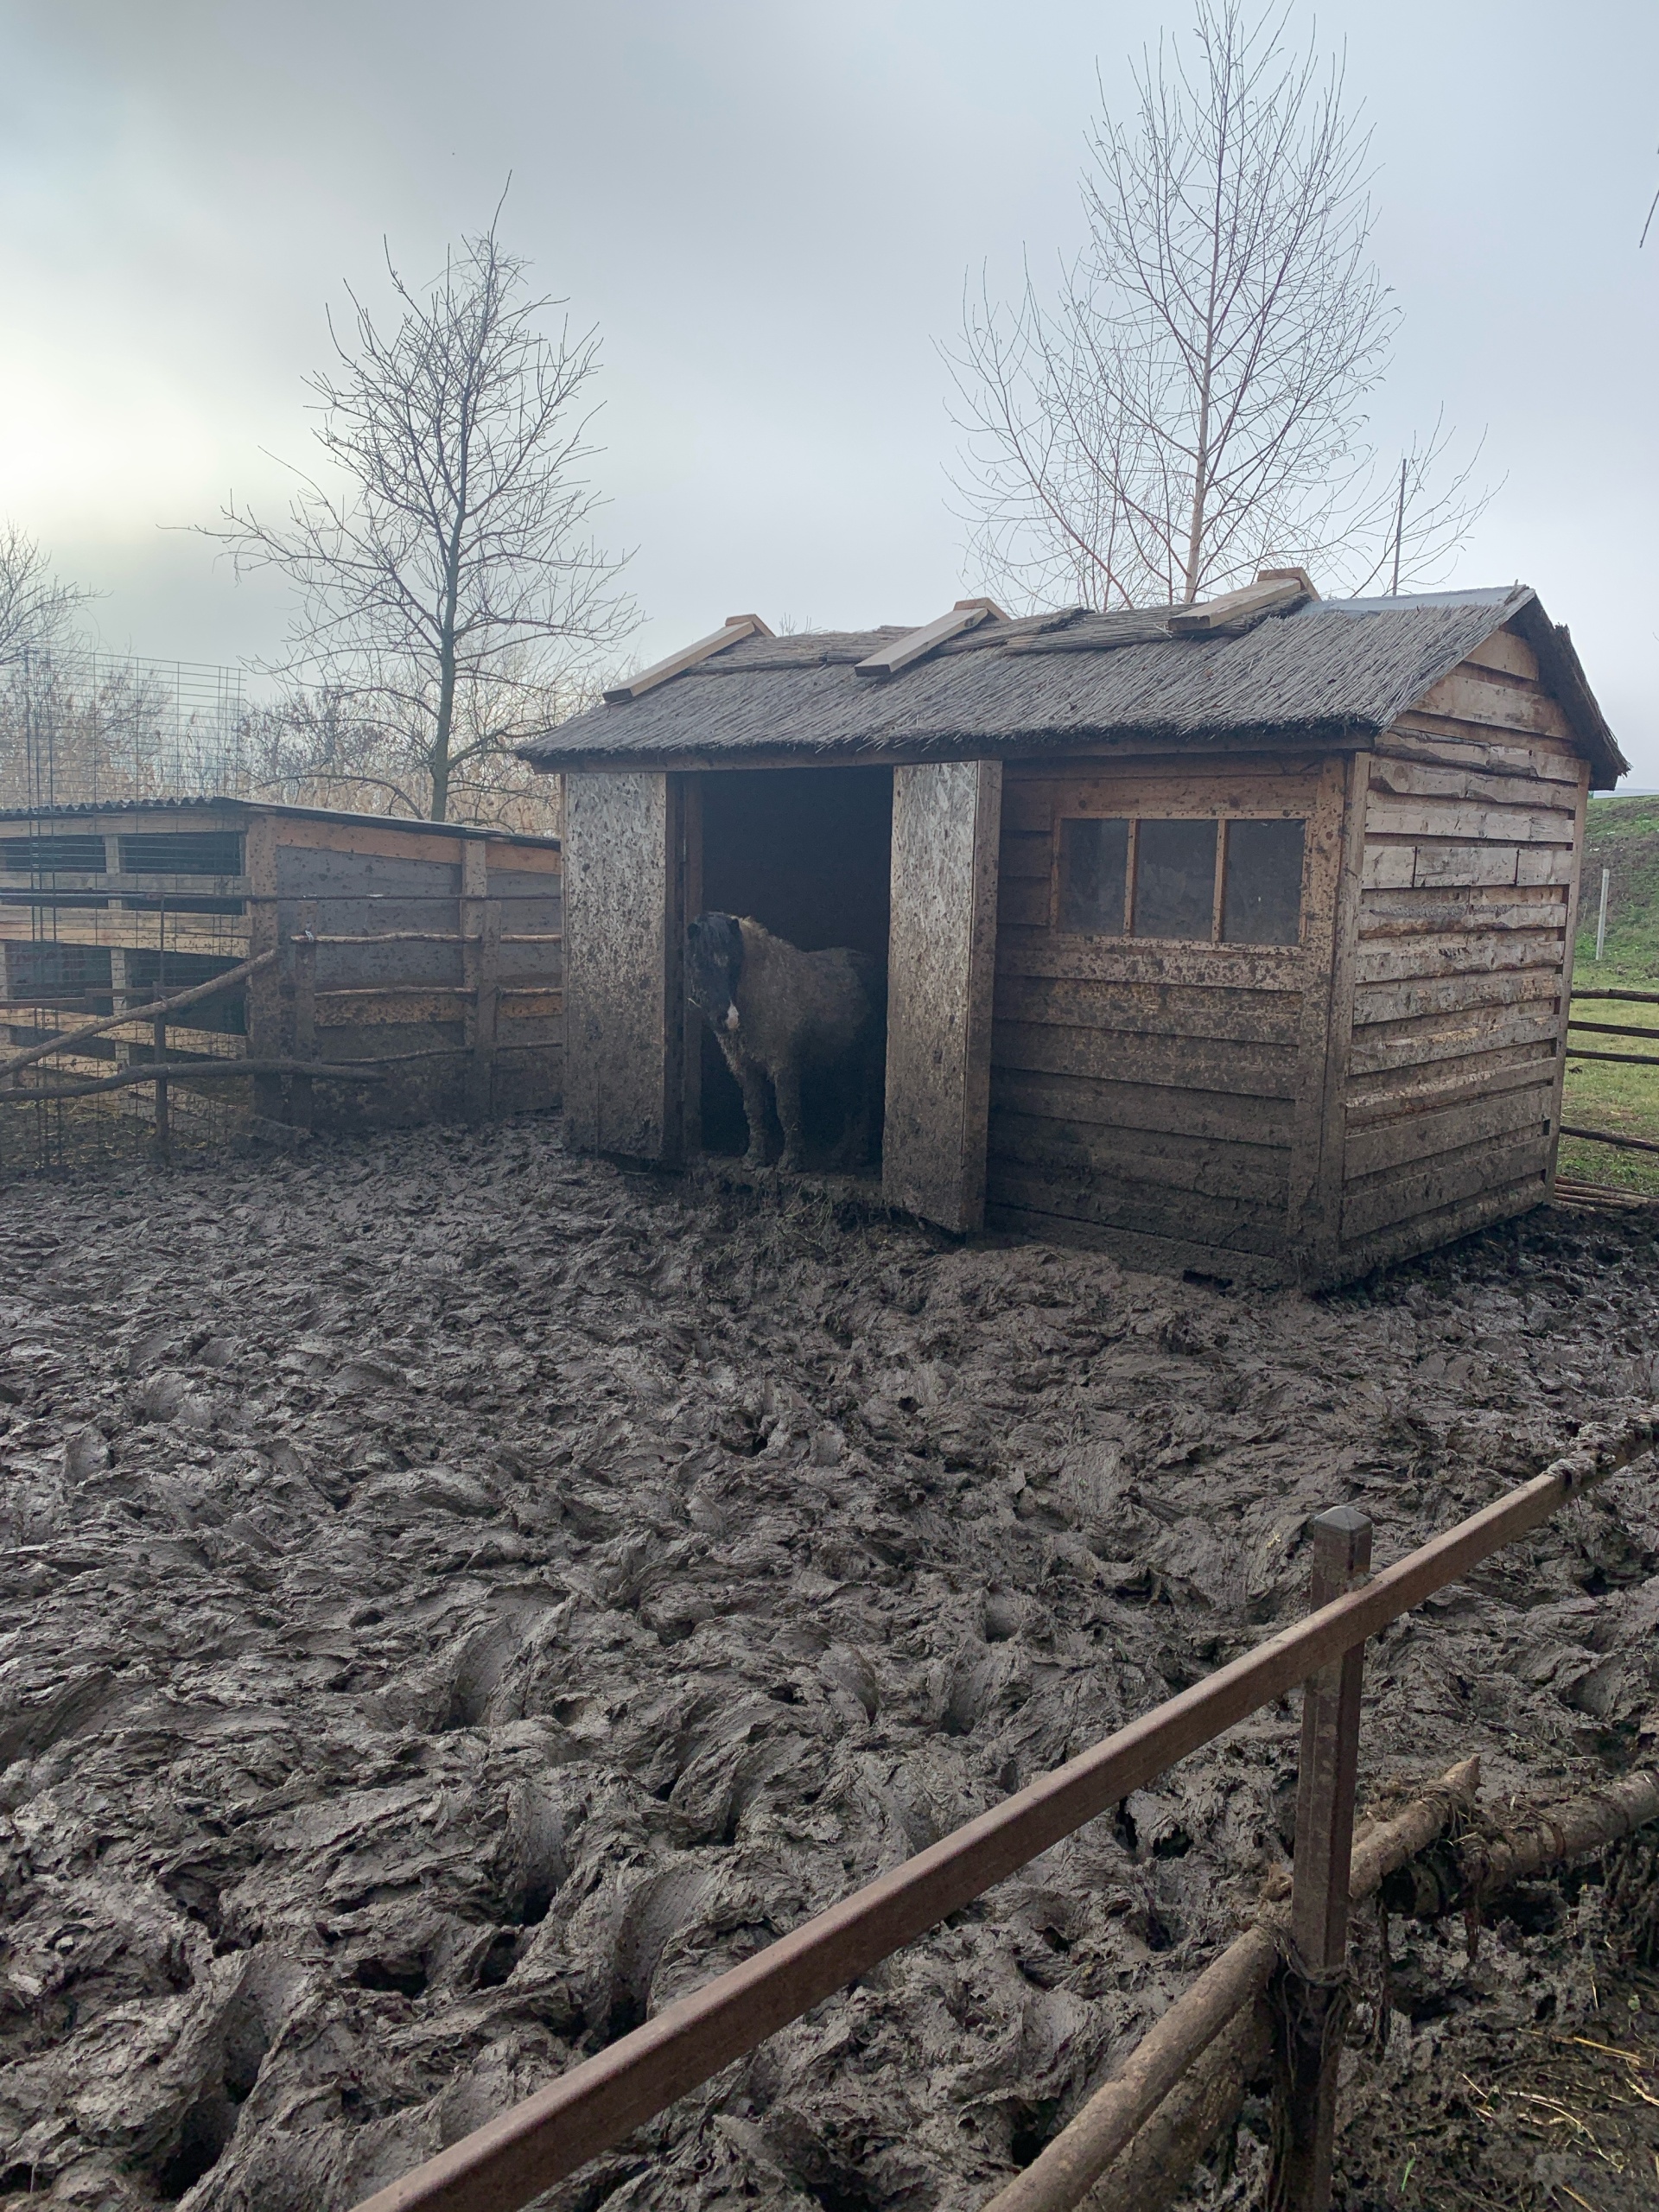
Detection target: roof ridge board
<box><xmin>937</xmin><ymin>607</ymin><xmax>1090</xmax><ymax>658</ymax></box>
<box><xmin>1004</xmin><ymin>615</ymin><xmax>1173</xmax><ymax>656</ymax></box>
<box><xmin>603</xmin><ymin>613</ymin><xmax>773</xmax><ymax>704</ymax></box>
<box><xmin>855</xmin><ymin>604</ymin><xmax>994</xmax><ymax>682</ymax></box>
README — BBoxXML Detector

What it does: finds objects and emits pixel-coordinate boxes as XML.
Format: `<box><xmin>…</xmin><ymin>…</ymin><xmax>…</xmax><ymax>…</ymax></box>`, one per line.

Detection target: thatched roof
<box><xmin>521</xmin><ymin>584</ymin><xmax>1625</xmax><ymax>787</ymax></box>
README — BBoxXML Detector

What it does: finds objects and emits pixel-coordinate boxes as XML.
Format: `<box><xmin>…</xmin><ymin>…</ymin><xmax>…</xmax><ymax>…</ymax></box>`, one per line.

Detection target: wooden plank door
<box><xmin>563</xmin><ymin>772</ymin><xmax>685</xmax><ymax>1162</ymax></box>
<box><xmin>882</xmin><ymin>760</ymin><xmax>1002</xmax><ymax>1231</ymax></box>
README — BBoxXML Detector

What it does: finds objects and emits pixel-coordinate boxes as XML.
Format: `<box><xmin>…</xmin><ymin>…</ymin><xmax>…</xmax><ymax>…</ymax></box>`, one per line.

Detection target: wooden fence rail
<box><xmin>0</xmin><ymin>888</ymin><xmax>564</xmax><ymax>1155</ymax></box>
<box><xmin>348</xmin><ymin>1412</ymin><xmax>1658</xmax><ymax>2212</ymax></box>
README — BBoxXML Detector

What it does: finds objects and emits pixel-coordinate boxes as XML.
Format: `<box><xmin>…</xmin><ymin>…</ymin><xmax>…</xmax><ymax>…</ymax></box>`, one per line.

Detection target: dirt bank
<box><xmin>1</xmin><ymin>1122</ymin><xmax>1656</xmax><ymax>2212</ymax></box>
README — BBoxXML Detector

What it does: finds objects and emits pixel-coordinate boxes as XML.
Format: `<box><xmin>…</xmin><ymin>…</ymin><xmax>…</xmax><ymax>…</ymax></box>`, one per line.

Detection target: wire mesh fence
<box><xmin>0</xmin><ymin>648</ymin><xmax>251</xmax><ymax>810</ymax></box>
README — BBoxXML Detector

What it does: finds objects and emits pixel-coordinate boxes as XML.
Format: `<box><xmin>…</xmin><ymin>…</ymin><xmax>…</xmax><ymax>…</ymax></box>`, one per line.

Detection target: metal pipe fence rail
<box><xmin>349</xmin><ymin>1411</ymin><xmax>1659</xmax><ymax>2212</ymax></box>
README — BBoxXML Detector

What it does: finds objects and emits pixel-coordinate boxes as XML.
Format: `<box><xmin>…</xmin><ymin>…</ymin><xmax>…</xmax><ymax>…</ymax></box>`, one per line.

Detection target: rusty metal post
<box><xmin>1270</xmin><ymin>1503</ymin><xmax>1372</xmax><ymax>2212</ymax></box>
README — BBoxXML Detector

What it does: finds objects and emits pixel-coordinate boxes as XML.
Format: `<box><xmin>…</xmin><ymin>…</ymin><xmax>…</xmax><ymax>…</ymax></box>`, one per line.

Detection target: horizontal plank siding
<box><xmin>1351</xmin><ymin>966</ymin><xmax>1560</xmax><ymax>1028</ymax></box>
<box><xmin>1380</xmin><ymin>726</ymin><xmax>1582</xmax><ymax>783</ymax></box>
<box><xmin>1363</xmin><ymin>797</ymin><xmax>1573</xmax><ymax>845</ymax></box>
<box><xmin>1343</xmin><ymin>1131</ymin><xmax>1552</xmax><ymax>1242</ymax></box>
<box><xmin>994</xmin><ymin>1017</ymin><xmax>1303</xmax><ymax>1098</ymax></box>
<box><xmin>989</xmin><ymin>1066</ymin><xmax>1299</xmax><ymax>1147</ymax></box>
<box><xmin>1464</xmin><ymin>628</ymin><xmax>1539</xmax><ymax>683</ymax></box>
<box><xmin>988</xmin><ymin>1162</ymin><xmax>1290</xmax><ymax>1257</ymax></box>
<box><xmin>1413</xmin><ymin>671</ymin><xmax>1576</xmax><ymax>742</ymax></box>
<box><xmin>1357</xmin><ymin>886</ymin><xmax>1568</xmax><ymax>938</ymax></box>
<box><xmin>1333</xmin><ymin>1171</ymin><xmax>1554</xmax><ymax>1279</ymax></box>
<box><xmin>988</xmin><ymin>1108</ymin><xmax>1291</xmax><ymax>1204</ymax></box>
<box><xmin>1365</xmin><ymin>757</ymin><xmax>1577</xmax><ymax>812</ymax></box>
<box><xmin>1333</xmin><ymin>647</ymin><xmax>1588</xmax><ymax>1268</ymax></box>
<box><xmin>994</xmin><ymin>973</ymin><xmax>1303</xmax><ymax>1047</ymax></box>
<box><xmin>987</xmin><ymin>753</ymin><xmax>1348</xmax><ymax>1280</ymax></box>
<box><xmin>1343</xmin><ymin>1081</ymin><xmax>1554</xmax><ymax>1180</ymax></box>
<box><xmin>1001</xmin><ymin>831</ymin><xmax>1053</xmax><ymax>881</ymax></box>
<box><xmin>1346</xmin><ymin>1001</ymin><xmax>1561</xmax><ymax>1078</ymax></box>
<box><xmin>997</xmin><ymin>934</ymin><xmax>1305</xmax><ymax>992</ymax></box>
<box><xmin>982</xmin><ymin>1204</ymin><xmax>1291</xmax><ymax>1285</ymax></box>
<box><xmin>1363</xmin><ymin>841</ymin><xmax>1575</xmax><ymax>891</ymax></box>
<box><xmin>998</xmin><ymin>878</ymin><xmax>1051</xmax><ymax>928</ymax></box>
<box><xmin>1353</xmin><ymin>928</ymin><xmax>1564</xmax><ymax>986</ymax></box>
<box><xmin>1344</xmin><ymin>1041</ymin><xmax>1561</xmax><ymax>1125</ymax></box>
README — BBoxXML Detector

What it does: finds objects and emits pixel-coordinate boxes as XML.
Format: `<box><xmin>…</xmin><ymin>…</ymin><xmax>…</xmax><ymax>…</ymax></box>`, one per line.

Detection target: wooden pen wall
<box><xmin>256</xmin><ymin>814</ymin><xmax>563</xmax><ymax>1128</ymax></box>
<box><xmin>1332</xmin><ymin>629</ymin><xmax>1587</xmax><ymax>1273</ymax></box>
<box><xmin>0</xmin><ymin>804</ymin><xmax>563</xmax><ymax>1136</ymax></box>
<box><xmin>987</xmin><ymin>754</ymin><xmax>1348</xmax><ymax>1281</ymax></box>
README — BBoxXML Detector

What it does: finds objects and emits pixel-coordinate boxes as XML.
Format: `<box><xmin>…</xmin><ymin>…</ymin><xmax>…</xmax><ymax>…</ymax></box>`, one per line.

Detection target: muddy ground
<box><xmin>1</xmin><ymin>1120</ymin><xmax>1656</xmax><ymax>2212</ymax></box>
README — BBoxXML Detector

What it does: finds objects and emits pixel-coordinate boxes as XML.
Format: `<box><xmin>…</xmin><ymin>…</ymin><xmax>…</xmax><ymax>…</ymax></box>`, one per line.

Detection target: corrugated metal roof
<box><xmin>519</xmin><ymin>585</ymin><xmax>1624</xmax><ymax>787</ymax></box>
<box><xmin>0</xmin><ymin>796</ymin><xmax>559</xmax><ymax>846</ymax></box>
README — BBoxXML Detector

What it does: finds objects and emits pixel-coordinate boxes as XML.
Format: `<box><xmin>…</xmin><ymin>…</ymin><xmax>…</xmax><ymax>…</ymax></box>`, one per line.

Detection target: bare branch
<box><xmin>202</xmin><ymin>205</ymin><xmax>638</xmax><ymax>822</ymax></box>
<box><xmin>0</xmin><ymin>527</ymin><xmax>96</xmax><ymax>664</ymax></box>
<box><xmin>944</xmin><ymin>0</ymin><xmax>1490</xmax><ymax>610</ymax></box>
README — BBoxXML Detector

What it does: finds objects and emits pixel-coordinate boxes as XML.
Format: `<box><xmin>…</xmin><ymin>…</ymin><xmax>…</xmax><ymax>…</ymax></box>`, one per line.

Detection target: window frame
<box><xmin>1049</xmin><ymin>808</ymin><xmax>1309</xmax><ymax>951</ymax></box>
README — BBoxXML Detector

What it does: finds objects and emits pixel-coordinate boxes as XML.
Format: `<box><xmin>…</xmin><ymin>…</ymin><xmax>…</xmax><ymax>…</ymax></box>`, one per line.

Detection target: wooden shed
<box><xmin>0</xmin><ymin>797</ymin><xmax>563</xmax><ymax>1135</ymax></box>
<box><xmin>519</xmin><ymin>576</ymin><xmax>1623</xmax><ymax>1288</ymax></box>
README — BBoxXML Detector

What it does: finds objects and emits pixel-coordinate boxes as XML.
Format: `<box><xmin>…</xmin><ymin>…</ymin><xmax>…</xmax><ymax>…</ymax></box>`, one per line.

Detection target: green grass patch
<box><xmin>1564</xmin><ymin>794</ymin><xmax>1659</xmax><ymax>1190</ymax></box>
<box><xmin>1573</xmin><ymin>793</ymin><xmax>1659</xmax><ymax>979</ymax></box>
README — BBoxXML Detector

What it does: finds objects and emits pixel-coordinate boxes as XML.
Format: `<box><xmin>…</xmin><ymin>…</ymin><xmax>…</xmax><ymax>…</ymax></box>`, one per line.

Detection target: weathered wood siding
<box><xmin>563</xmin><ymin>771</ymin><xmax>683</xmax><ymax>1161</ymax></box>
<box><xmin>0</xmin><ymin>803</ymin><xmax>563</xmax><ymax>1131</ymax></box>
<box><xmin>883</xmin><ymin>760</ymin><xmax>1001</xmax><ymax>1232</ymax></box>
<box><xmin>987</xmin><ymin>756</ymin><xmax>1347</xmax><ymax>1280</ymax></box>
<box><xmin>1332</xmin><ymin>630</ymin><xmax>1589</xmax><ymax>1273</ymax></box>
<box><xmin>269</xmin><ymin>817</ymin><xmax>563</xmax><ymax>1128</ymax></box>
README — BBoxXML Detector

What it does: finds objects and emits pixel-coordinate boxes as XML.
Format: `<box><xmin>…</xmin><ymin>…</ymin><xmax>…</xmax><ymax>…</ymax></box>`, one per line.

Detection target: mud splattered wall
<box><xmin>882</xmin><ymin>760</ymin><xmax>1001</xmax><ymax>1235</ymax></box>
<box><xmin>1335</xmin><ymin>628</ymin><xmax>1589</xmax><ymax>1274</ymax></box>
<box><xmin>562</xmin><ymin>772</ymin><xmax>683</xmax><ymax>1163</ymax></box>
<box><xmin>986</xmin><ymin>754</ymin><xmax>1348</xmax><ymax>1281</ymax></box>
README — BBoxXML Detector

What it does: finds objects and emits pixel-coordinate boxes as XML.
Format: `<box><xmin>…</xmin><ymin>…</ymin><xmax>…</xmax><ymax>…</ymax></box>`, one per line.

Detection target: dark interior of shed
<box><xmin>693</xmin><ymin>766</ymin><xmax>892</xmax><ymax>1168</ymax></box>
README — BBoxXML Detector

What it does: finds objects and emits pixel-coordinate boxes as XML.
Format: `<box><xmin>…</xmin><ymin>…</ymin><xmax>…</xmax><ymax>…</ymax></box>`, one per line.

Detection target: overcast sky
<box><xmin>4</xmin><ymin>1</ymin><xmax>1658</xmax><ymax>775</ymax></box>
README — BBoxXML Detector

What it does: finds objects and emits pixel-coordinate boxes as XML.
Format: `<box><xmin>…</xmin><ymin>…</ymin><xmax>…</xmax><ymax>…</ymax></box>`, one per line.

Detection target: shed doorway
<box><xmin>691</xmin><ymin>766</ymin><xmax>892</xmax><ymax>1170</ymax></box>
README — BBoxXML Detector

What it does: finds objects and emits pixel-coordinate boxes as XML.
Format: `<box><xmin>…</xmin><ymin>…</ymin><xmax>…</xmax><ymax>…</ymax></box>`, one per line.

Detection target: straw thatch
<box><xmin>520</xmin><ymin>585</ymin><xmax>1624</xmax><ymax>786</ymax></box>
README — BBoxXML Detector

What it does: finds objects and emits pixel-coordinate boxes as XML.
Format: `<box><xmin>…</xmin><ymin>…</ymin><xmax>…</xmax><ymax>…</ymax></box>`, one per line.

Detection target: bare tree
<box><xmin>946</xmin><ymin>1</ymin><xmax>1489</xmax><ymax>609</ymax></box>
<box><xmin>0</xmin><ymin>526</ymin><xmax>93</xmax><ymax>664</ymax></box>
<box><xmin>209</xmin><ymin>206</ymin><xmax>636</xmax><ymax>822</ymax></box>
<box><xmin>242</xmin><ymin>651</ymin><xmax>593</xmax><ymax>833</ymax></box>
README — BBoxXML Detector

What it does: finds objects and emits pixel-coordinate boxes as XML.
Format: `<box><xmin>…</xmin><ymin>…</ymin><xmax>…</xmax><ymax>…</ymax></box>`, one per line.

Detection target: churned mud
<box><xmin>1</xmin><ymin>1122</ymin><xmax>1656</xmax><ymax>2212</ymax></box>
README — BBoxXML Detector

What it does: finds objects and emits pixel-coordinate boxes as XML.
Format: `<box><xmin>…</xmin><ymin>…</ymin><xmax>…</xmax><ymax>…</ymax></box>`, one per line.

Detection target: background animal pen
<box><xmin>0</xmin><ymin>799</ymin><xmax>563</xmax><ymax>1173</ymax></box>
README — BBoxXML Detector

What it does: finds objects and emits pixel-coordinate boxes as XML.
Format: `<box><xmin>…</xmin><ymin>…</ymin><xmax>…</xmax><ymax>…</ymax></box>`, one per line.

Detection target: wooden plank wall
<box><xmin>270</xmin><ymin>817</ymin><xmax>563</xmax><ymax>1128</ymax></box>
<box><xmin>0</xmin><ymin>806</ymin><xmax>563</xmax><ymax>1131</ymax></box>
<box><xmin>987</xmin><ymin>755</ymin><xmax>1347</xmax><ymax>1281</ymax></box>
<box><xmin>1333</xmin><ymin>627</ymin><xmax>1589</xmax><ymax>1273</ymax></box>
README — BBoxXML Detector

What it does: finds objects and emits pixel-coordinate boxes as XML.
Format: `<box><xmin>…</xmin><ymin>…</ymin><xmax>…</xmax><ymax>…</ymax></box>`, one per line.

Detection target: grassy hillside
<box><xmin>1572</xmin><ymin>792</ymin><xmax>1659</xmax><ymax>978</ymax></box>
<box><xmin>1560</xmin><ymin>793</ymin><xmax>1659</xmax><ymax>1192</ymax></box>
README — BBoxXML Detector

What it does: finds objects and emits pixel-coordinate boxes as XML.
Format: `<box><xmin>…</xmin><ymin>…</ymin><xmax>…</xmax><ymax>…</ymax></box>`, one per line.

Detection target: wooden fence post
<box><xmin>151</xmin><ymin>896</ymin><xmax>170</xmax><ymax>1158</ymax></box>
<box><xmin>291</xmin><ymin>899</ymin><xmax>318</xmax><ymax>1134</ymax></box>
<box><xmin>1270</xmin><ymin>1503</ymin><xmax>1372</xmax><ymax>2212</ymax></box>
<box><xmin>461</xmin><ymin>841</ymin><xmax>498</xmax><ymax>1124</ymax></box>
<box><xmin>151</xmin><ymin>1006</ymin><xmax>169</xmax><ymax>1158</ymax></box>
